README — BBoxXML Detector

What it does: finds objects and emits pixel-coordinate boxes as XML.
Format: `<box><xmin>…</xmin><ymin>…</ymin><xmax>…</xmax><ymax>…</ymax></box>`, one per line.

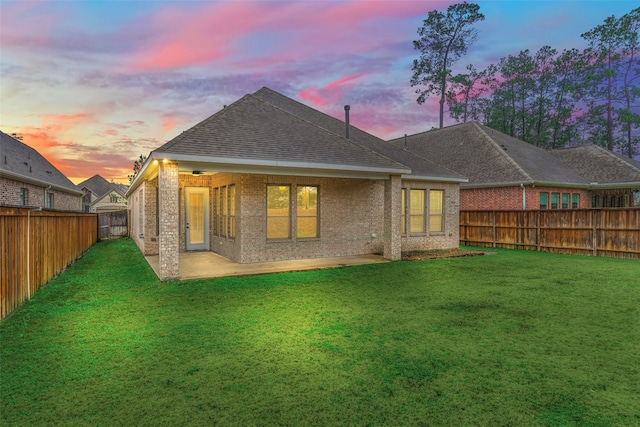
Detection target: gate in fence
<box><xmin>98</xmin><ymin>210</ymin><xmax>129</xmax><ymax>240</ymax></box>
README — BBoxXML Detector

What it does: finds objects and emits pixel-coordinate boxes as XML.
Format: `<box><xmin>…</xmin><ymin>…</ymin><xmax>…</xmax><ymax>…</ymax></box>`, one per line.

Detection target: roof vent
<box><xmin>344</xmin><ymin>105</ymin><xmax>350</xmax><ymax>139</ymax></box>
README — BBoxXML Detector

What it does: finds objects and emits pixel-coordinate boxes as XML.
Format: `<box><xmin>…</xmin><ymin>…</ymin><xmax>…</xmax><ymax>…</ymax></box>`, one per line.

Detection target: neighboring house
<box><xmin>389</xmin><ymin>122</ymin><xmax>640</xmax><ymax>210</ymax></box>
<box><xmin>0</xmin><ymin>131</ymin><xmax>83</xmax><ymax>211</ymax></box>
<box><xmin>78</xmin><ymin>174</ymin><xmax>128</xmax><ymax>213</ymax></box>
<box><xmin>549</xmin><ymin>145</ymin><xmax>640</xmax><ymax>208</ymax></box>
<box><xmin>127</xmin><ymin>87</ymin><xmax>467</xmax><ymax>280</ymax></box>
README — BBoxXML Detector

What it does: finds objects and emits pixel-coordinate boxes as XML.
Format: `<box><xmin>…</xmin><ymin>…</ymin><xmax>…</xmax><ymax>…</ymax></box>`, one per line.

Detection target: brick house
<box><xmin>127</xmin><ymin>88</ymin><xmax>467</xmax><ymax>280</ymax></box>
<box><xmin>389</xmin><ymin>122</ymin><xmax>640</xmax><ymax>210</ymax></box>
<box><xmin>78</xmin><ymin>174</ymin><xmax>128</xmax><ymax>213</ymax></box>
<box><xmin>0</xmin><ymin>131</ymin><xmax>83</xmax><ymax>211</ymax></box>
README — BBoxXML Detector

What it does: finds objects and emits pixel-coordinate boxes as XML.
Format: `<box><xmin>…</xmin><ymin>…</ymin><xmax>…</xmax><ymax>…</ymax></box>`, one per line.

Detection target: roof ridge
<box><xmin>254</xmin><ymin>87</ymin><xmax>385</xmax><ymax>143</ymax></box>
<box><xmin>473</xmin><ymin>123</ymin><xmax>533</xmax><ymax>182</ymax></box>
<box><xmin>248</xmin><ymin>92</ymin><xmax>410</xmax><ymax>171</ymax></box>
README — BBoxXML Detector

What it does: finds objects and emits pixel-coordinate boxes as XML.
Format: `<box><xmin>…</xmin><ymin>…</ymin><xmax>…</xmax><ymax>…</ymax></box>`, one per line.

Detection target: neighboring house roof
<box><xmin>253</xmin><ymin>87</ymin><xmax>466</xmax><ymax>183</ymax></box>
<box><xmin>549</xmin><ymin>145</ymin><xmax>640</xmax><ymax>187</ymax></box>
<box><xmin>78</xmin><ymin>174</ymin><xmax>127</xmax><ymax>197</ymax></box>
<box><xmin>389</xmin><ymin>122</ymin><xmax>589</xmax><ymax>188</ymax></box>
<box><xmin>152</xmin><ymin>91</ymin><xmax>410</xmax><ymax>173</ymax></box>
<box><xmin>0</xmin><ymin>130</ymin><xmax>82</xmax><ymax>195</ymax></box>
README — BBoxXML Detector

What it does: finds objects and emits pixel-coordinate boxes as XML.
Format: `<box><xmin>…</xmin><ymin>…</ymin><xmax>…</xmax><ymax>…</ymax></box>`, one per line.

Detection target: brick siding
<box><xmin>0</xmin><ymin>176</ymin><xmax>82</xmax><ymax>211</ymax></box>
<box><xmin>461</xmin><ymin>185</ymin><xmax>591</xmax><ymax>210</ymax></box>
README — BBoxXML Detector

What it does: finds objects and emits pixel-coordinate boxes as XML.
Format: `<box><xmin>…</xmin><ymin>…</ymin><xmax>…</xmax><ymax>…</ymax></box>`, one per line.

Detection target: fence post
<box><xmin>492</xmin><ymin>210</ymin><xmax>497</xmax><ymax>248</ymax></box>
<box><xmin>536</xmin><ymin>210</ymin><xmax>541</xmax><ymax>252</ymax></box>
<box><xmin>592</xmin><ymin>209</ymin><xmax>598</xmax><ymax>256</ymax></box>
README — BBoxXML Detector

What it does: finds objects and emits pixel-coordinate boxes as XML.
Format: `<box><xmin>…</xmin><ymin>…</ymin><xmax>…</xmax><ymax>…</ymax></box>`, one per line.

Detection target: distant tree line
<box><xmin>412</xmin><ymin>4</ymin><xmax>639</xmax><ymax>158</ymax></box>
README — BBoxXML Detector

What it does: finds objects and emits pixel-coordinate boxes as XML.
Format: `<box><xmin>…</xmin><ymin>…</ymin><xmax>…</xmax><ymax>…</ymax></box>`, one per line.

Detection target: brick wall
<box><xmin>461</xmin><ymin>185</ymin><xmax>591</xmax><ymax>210</ymax></box>
<box><xmin>0</xmin><ymin>176</ymin><xmax>82</xmax><ymax>211</ymax></box>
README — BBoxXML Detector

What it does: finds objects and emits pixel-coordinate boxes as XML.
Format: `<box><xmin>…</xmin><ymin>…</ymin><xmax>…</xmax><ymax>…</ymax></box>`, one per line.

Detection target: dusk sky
<box><xmin>1</xmin><ymin>0</ymin><xmax>636</xmax><ymax>184</ymax></box>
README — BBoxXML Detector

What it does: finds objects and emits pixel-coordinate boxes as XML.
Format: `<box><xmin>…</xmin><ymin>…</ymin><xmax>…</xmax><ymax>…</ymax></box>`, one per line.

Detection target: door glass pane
<box><xmin>189</xmin><ymin>193</ymin><xmax>205</xmax><ymax>244</ymax></box>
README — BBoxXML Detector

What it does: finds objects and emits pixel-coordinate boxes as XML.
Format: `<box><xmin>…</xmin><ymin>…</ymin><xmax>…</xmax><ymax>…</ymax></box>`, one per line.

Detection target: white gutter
<box><xmin>402</xmin><ymin>174</ymin><xmax>469</xmax><ymax>183</ymax></box>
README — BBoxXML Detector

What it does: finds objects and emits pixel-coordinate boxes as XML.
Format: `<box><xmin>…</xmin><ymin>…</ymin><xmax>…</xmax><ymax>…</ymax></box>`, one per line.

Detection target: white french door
<box><xmin>185</xmin><ymin>187</ymin><xmax>209</xmax><ymax>251</ymax></box>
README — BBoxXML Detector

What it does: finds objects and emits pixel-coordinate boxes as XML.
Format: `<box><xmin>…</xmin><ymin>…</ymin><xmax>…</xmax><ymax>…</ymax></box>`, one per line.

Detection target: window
<box><xmin>20</xmin><ymin>188</ymin><xmax>28</xmax><ymax>207</ymax></box>
<box><xmin>572</xmin><ymin>194</ymin><xmax>580</xmax><ymax>209</ymax></box>
<box><xmin>221</xmin><ymin>186</ymin><xmax>228</xmax><ymax>237</ymax></box>
<box><xmin>213</xmin><ymin>185</ymin><xmax>235</xmax><ymax>238</ymax></box>
<box><xmin>540</xmin><ymin>193</ymin><xmax>549</xmax><ymax>209</ymax></box>
<box><xmin>229</xmin><ymin>185</ymin><xmax>236</xmax><ymax>238</ymax></box>
<box><xmin>429</xmin><ymin>190</ymin><xmax>444</xmax><ymax>232</ymax></box>
<box><xmin>45</xmin><ymin>192</ymin><xmax>54</xmax><ymax>209</ymax></box>
<box><xmin>561</xmin><ymin>193</ymin><xmax>569</xmax><ymax>209</ymax></box>
<box><xmin>296</xmin><ymin>186</ymin><xmax>318</xmax><ymax>238</ymax></box>
<box><xmin>551</xmin><ymin>192</ymin><xmax>559</xmax><ymax>209</ymax></box>
<box><xmin>267</xmin><ymin>185</ymin><xmax>290</xmax><ymax>239</ymax></box>
<box><xmin>409</xmin><ymin>189</ymin><xmax>425</xmax><ymax>233</ymax></box>
<box><xmin>401</xmin><ymin>189</ymin><xmax>406</xmax><ymax>234</ymax></box>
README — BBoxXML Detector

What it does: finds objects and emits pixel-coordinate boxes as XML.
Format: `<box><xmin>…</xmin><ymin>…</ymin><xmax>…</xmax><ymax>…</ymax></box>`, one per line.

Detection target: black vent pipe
<box><xmin>344</xmin><ymin>105</ymin><xmax>350</xmax><ymax>139</ymax></box>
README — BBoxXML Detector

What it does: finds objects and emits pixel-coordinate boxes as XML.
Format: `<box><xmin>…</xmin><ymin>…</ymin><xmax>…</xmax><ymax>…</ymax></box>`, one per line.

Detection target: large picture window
<box><xmin>296</xmin><ymin>186</ymin><xmax>318</xmax><ymax>238</ymax></box>
<box><xmin>429</xmin><ymin>190</ymin><xmax>444</xmax><ymax>232</ymax></box>
<box><xmin>409</xmin><ymin>189</ymin><xmax>425</xmax><ymax>233</ymax></box>
<box><xmin>267</xmin><ymin>185</ymin><xmax>291</xmax><ymax>239</ymax></box>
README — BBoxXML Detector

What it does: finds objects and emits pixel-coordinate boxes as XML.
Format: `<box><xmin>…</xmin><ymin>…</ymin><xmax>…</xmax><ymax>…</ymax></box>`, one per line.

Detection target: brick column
<box><xmin>158</xmin><ymin>160</ymin><xmax>179</xmax><ymax>280</ymax></box>
<box><xmin>384</xmin><ymin>175</ymin><xmax>401</xmax><ymax>261</ymax></box>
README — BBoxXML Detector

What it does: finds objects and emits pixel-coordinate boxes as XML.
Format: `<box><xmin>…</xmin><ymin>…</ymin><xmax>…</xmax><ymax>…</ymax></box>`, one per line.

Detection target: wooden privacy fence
<box><xmin>0</xmin><ymin>207</ymin><xmax>97</xmax><ymax>320</ymax></box>
<box><xmin>460</xmin><ymin>208</ymin><xmax>640</xmax><ymax>260</ymax></box>
<box><xmin>98</xmin><ymin>210</ymin><xmax>129</xmax><ymax>240</ymax></box>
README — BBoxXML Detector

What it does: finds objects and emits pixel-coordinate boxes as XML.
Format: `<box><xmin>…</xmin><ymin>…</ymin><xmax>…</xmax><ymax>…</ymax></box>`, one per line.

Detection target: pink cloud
<box><xmin>127</xmin><ymin>0</ymin><xmax>441</xmax><ymax>71</ymax></box>
<box><xmin>162</xmin><ymin>116</ymin><xmax>176</xmax><ymax>132</ymax></box>
<box><xmin>299</xmin><ymin>73</ymin><xmax>368</xmax><ymax>106</ymax></box>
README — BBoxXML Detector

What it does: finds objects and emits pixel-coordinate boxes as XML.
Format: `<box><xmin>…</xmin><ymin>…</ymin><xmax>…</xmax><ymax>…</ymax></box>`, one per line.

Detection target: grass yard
<box><xmin>1</xmin><ymin>239</ymin><xmax>639</xmax><ymax>426</ymax></box>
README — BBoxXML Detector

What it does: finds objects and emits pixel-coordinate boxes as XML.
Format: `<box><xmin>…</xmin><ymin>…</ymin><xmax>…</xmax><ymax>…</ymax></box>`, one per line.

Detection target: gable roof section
<box><xmin>153</xmin><ymin>93</ymin><xmax>409</xmax><ymax>174</ymax></box>
<box><xmin>253</xmin><ymin>87</ymin><xmax>466</xmax><ymax>182</ymax></box>
<box><xmin>78</xmin><ymin>174</ymin><xmax>127</xmax><ymax>197</ymax></box>
<box><xmin>389</xmin><ymin>122</ymin><xmax>588</xmax><ymax>187</ymax></box>
<box><xmin>549</xmin><ymin>145</ymin><xmax>640</xmax><ymax>187</ymax></box>
<box><xmin>0</xmin><ymin>131</ymin><xmax>82</xmax><ymax>195</ymax></box>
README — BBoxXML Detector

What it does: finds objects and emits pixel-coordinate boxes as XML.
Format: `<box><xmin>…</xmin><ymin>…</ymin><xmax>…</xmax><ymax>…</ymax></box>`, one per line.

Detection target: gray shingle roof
<box><xmin>0</xmin><ymin>131</ymin><xmax>82</xmax><ymax>194</ymax></box>
<box><xmin>253</xmin><ymin>88</ymin><xmax>465</xmax><ymax>181</ymax></box>
<box><xmin>549</xmin><ymin>145</ymin><xmax>640</xmax><ymax>185</ymax></box>
<box><xmin>154</xmin><ymin>92</ymin><xmax>409</xmax><ymax>173</ymax></box>
<box><xmin>78</xmin><ymin>174</ymin><xmax>127</xmax><ymax>197</ymax></box>
<box><xmin>389</xmin><ymin>122</ymin><xmax>588</xmax><ymax>186</ymax></box>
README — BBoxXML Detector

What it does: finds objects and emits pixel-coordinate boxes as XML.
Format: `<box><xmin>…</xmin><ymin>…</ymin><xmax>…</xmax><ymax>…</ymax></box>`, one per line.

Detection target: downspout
<box><xmin>520</xmin><ymin>183</ymin><xmax>526</xmax><ymax>210</ymax></box>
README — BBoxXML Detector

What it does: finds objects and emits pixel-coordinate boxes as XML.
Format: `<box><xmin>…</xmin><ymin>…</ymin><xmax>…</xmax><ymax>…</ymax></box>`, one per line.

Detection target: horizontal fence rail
<box><xmin>1</xmin><ymin>207</ymin><xmax>98</xmax><ymax>320</ymax></box>
<box><xmin>460</xmin><ymin>208</ymin><xmax>640</xmax><ymax>260</ymax></box>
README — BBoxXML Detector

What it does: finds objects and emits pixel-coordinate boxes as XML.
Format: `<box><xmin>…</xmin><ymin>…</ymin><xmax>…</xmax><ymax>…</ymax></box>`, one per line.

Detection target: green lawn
<box><xmin>1</xmin><ymin>239</ymin><xmax>639</xmax><ymax>426</ymax></box>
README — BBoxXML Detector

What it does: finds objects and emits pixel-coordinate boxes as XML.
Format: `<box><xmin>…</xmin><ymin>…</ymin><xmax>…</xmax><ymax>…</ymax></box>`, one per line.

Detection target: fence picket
<box><xmin>460</xmin><ymin>208</ymin><xmax>640</xmax><ymax>260</ymax></box>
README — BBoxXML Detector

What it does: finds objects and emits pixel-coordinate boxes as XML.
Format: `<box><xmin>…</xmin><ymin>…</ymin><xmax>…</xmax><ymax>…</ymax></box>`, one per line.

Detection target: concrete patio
<box><xmin>145</xmin><ymin>251</ymin><xmax>389</xmax><ymax>280</ymax></box>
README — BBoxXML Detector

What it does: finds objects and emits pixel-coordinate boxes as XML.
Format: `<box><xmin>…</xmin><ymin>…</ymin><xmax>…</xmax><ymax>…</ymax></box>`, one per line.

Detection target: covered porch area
<box><xmin>144</xmin><ymin>251</ymin><xmax>388</xmax><ymax>281</ymax></box>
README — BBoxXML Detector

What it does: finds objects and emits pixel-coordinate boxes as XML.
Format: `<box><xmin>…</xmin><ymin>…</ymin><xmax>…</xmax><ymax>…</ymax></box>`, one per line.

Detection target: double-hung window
<box><xmin>561</xmin><ymin>193</ymin><xmax>569</xmax><ymax>209</ymax></box>
<box><xmin>540</xmin><ymin>193</ymin><xmax>549</xmax><ymax>209</ymax></box>
<box><xmin>572</xmin><ymin>194</ymin><xmax>580</xmax><ymax>209</ymax></box>
<box><xmin>409</xmin><ymin>189</ymin><xmax>425</xmax><ymax>233</ymax></box>
<box><xmin>267</xmin><ymin>185</ymin><xmax>291</xmax><ymax>239</ymax></box>
<box><xmin>429</xmin><ymin>190</ymin><xmax>444</xmax><ymax>232</ymax></box>
<box><xmin>296</xmin><ymin>186</ymin><xmax>318</xmax><ymax>238</ymax></box>
<box><xmin>20</xmin><ymin>188</ymin><xmax>28</xmax><ymax>207</ymax></box>
<box><xmin>212</xmin><ymin>185</ymin><xmax>235</xmax><ymax>238</ymax></box>
<box><xmin>551</xmin><ymin>192</ymin><xmax>559</xmax><ymax>209</ymax></box>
